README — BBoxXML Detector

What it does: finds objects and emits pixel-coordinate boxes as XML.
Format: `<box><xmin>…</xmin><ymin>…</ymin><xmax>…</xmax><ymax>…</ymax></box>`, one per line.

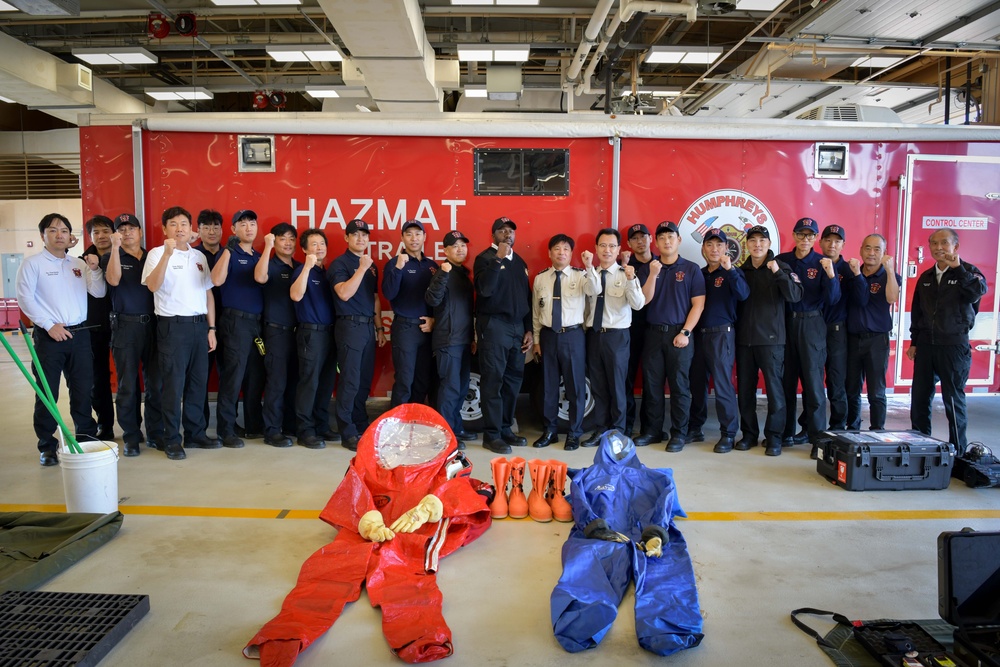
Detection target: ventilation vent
<box><xmin>0</xmin><ymin>152</ymin><xmax>82</xmax><ymax>200</ymax></box>
<box><xmin>796</xmin><ymin>104</ymin><xmax>901</xmax><ymax>123</ymax></box>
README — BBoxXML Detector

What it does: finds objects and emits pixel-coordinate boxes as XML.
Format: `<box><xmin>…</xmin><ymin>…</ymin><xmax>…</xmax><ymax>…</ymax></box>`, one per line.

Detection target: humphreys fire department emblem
<box><xmin>196</xmin><ymin>263</ymin><xmax>204</xmax><ymax>272</ymax></box>
<box><xmin>72</xmin><ymin>268</ymin><xmax>82</xmax><ymax>277</ymax></box>
<box><xmin>675</xmin><ymin>271</ymin><xmax>685</xmax><ymax>282</ymax></box>
<box><xmin>807</xmin><ymin>268</ymin><xmax>819</xmax><ymax>279</ymax></box>
<box><xmin>679</xmin><ymin>189</ymin><xmax>779</xmax><ymax>269</ymax></box>
<box><xmin>870</xmin><ymin>283</ymin><xmax>882</xmax><ymax>294</ymax></box>
<box><xmin>715</xmin><ymin>276</ymin><xmax>725</xmax><ymax>288</ymax></box>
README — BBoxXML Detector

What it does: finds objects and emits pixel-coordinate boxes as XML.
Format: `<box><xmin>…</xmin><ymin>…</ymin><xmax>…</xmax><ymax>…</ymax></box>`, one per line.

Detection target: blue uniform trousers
<box><xmin>216</xmin><ymin>308</ymin><xmax>264</xmax><ymax>437</ymax></box>
<box><xmin>476</xmin><ymin>317</ymin><xmax>524</xmax><ymax>441</ymax></box>
<box><xmin>640</xmin><ymin>324</ymin><xmax>693</xmax><ymax>440</ymax></box>
<box><xmin>846</xmin><ymin>332</ymin><xmax>890</xmax><ymax>430</ymax></box>
<box><xmin>262</xmin><ymin>322</ymin><xmax>298</xmax><ymax>436</ymax></box>
<box><xmin>690</xmin><ymin>326</ymin><xmax>738</xmax><ymax>438</ymax></box>
<box><xmin>540</xmin><ymin>326</ymin><xmax>586</xmax><ymax>437</ymax></box>
<box><xmin>587</xmin><ymin>328</ymin><xmax>629</xmax><ymax>433</ymax></box>
<box><xmin>31</xmin><ymin>327</ymin><xmax>99</xmax><ymax>453</ymax></box>
<box><xmin>783</xmin><ymin>313</ymin><xmax>827</xmax><ymax>441</ymax></box>
<box><xmin>295</xmin><ymin>325</ymin><xmax>337</xmax><ymax>438</ymax></box>
<box><xmin>157</xmin><ymin>317</ymin><xmax>209</xmax><ymax>447</ymax></box>
<box><xmin>389</xmin><ymin>316</ymin><xmax>433</xmax><ymax>408</ymax></box>
<box><xmin>335</xmin><ymin>317</ymin><xmax>375</xmax><ymax>439</ymax></box>
<box><xmin>111</xmin><ymin>315</ymin><xmax>162</xmax><ymax>446</ymax></box>
<box><xmin>434</xmin><ymin>344</ymin><xmax>470</xmax><ymax>434</ymax></box>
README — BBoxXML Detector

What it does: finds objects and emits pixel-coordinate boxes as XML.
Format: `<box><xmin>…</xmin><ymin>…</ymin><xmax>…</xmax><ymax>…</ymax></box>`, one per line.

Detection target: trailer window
<box><xmin>474</xmin><ymin>148</ymin><xmax>568</xmax><ymax>196</ymax></box>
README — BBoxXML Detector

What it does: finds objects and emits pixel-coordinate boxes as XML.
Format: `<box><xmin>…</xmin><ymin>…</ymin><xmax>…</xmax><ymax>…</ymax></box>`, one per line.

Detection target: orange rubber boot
<box><xmin>546</xmin><ymin>459</ymin><xmax>573</xmax><ymax>523</ymax></box>
<box><xmin>489</xmin><ymin>456</ymin><xmax>510</xmax><ymax>519</ymax></box>
<box><xmin>507</xmin><ymin>457</ymin><xmax>529</xmax><ymax>519</ymax></box>
<box><xmin>527</xmin><ymin>459</ymin><xmax>553</xmax><ymax>523</ymax></box>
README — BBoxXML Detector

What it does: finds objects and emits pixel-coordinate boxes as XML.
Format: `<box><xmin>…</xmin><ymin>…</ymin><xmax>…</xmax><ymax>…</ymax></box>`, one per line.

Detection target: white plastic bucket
<box><xmin>60</xmin><ymin>441</ymin><xmax>119</xmax><ymax>514</ymax></box>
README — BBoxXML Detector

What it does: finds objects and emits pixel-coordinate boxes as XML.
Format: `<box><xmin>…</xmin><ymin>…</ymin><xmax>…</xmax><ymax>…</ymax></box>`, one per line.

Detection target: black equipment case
<box><xmin>938</xmin><ymin>529</ymin><xmax>1000</xmax><ymax>667</ymax></box>
<box><xmin>816</xmin><ymin>431</ymin><xmax>955</xmax><ymax>491</ymax></box>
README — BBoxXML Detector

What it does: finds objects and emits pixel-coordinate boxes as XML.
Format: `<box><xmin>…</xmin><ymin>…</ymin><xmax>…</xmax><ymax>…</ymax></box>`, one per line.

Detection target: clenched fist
<box><xmin>440</xmin><ymin>261</ymin><xmax>452</xmax><ymax>273</ymax></box>
<box><xmin>496</xmin><ymin>241</ymin><xmax>511</xmax><ymax>258</ymax></box>
<box><xmin>580</xmin><ymin>250</ymin><xmax>594</xmax><ymax>268</ymax></box>
<box><xmin>819</xmin><ymin>257</ymin><xmax>834</xmax><ymax>277</ymax></box>
<box><xmin>849</xmin><ymin>257</ymin><xmax>861</xmax><ymax>275</ymax></box>
<box><xmin>396</xmin><ymin>252</ymin><xmax>409</xmax><ymax>270</ymax></box>
<box><xmin>164</xmin><ymin>238</ymin><xmax>177</xmax><ymax>256</ymax></box>
<box><xmin>358</xmin><ymin>254</ymin><xmax>374</xmax><ymax>272</ymax></box>
<box><xmin>263</xmin><ymin>233</ymin><xmax>275</xmax><ymax>247</ymax></box>
<box><xmin>620</xmin><ymin>250</ymin><xmax>632</xmax><ymax>265</ymax></box>
<box><xmin>720</xmin><ymin>254</ymin><xmax>732</xmax><ymax>270</ymax></box>
<box><xmin>85</xmin><ymin>254</ymin><xmax>100</xmax><ymax>271</ymax></box>
<box><xmin>766</xmin><ymin>260</ymin><xmax>779</xmax><ymax>274</ymax></box>
<box><xmin>624</xmin><ymin>264</ymin><xmax>636</xmax><ymax>281</ymax></box>
<box><xmin>882</xmin><ymin>255</ymin><xmax>895</xmax><ymax>272</ymax></box>
<box><xmin>304</xmin><ymin>253</ymin><xmax>318</xmax><ymax>269</ymax></box>
<box><xmin>648</xmin><ymin>259</ymin><xmax>663</xmax><ymax>277</ymax></box>
<box><xmin>111</xmin><ymin>232</ymin><xmax>122</xmax><ymax>249</ymax></box>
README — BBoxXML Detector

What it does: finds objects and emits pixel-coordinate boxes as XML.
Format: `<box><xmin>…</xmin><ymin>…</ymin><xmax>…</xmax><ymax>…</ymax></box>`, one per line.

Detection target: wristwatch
<box><xmin>681</xmin><ymin>329</ymin><xmax>691</xmax><ymax>337</ymax></box>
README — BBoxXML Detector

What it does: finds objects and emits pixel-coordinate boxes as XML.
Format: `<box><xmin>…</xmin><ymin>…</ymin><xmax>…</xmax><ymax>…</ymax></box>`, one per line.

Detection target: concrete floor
<box><xmin>2</xmin><ymin>332</ymin><xmax>1000</xmax><ymax>667</ymax></box>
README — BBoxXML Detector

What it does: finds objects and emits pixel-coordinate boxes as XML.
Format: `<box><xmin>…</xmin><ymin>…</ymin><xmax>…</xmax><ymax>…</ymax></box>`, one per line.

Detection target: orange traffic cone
<box><xmin>489</xmin><ymin>456</ymin><xmax>510</xmax><ymax>519</ymax></box>
<box><xmin>507</xmin><ymin>457</ymin><xmax>529</xmax><ymax>519</ymax></box>
<box><xmin>546</xmin><ymin>459</ymin><xmax>573</xmax><ymax>523</ymax></box>
<box><xmin>527</xmin><ymin>459</ymin><xmax>553</xmax><ymax>523</ymax></box>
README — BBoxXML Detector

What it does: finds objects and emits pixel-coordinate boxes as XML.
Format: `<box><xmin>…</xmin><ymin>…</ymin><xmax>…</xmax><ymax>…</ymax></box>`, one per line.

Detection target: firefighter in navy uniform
<box><xmin>193</xmin><ymin>209</ymin><xmax>224</xmax><ymax>435</ymax></box>
<box><xmin>624</xmin><ymin>223</ymin><xmax>658</xmax><ymax>437</ymax></box>
<box><xmin>907</xmin><ymin>228</ymin><xmax>987</xmax><ymax>455</ymax></box>
<box><xmin>531</xmin><ymin>234</ymin><xmax>594</xmax><ymax>451</ymax></box>
<box><xmin>735</xmin><ymin>226</ymin><xmax>803</xmax><ymax>456</ymax></box>
<box><xmin>254</xmin><ymin>223</ymin><xmax>301</xmax><ymax>448</ymax></box>
<box><xmin>382</xmin><ymin>219</ymin><xmax>437</xmax><ymax>408</ymax></box>
<box><xmin>775</xmin><ymin>217</ymin><xmax>840</xmax><ymax>450</ymax></box>
<box><xmin>81</xmin><ymin>215</ymin><xmax>116</xmax><ymax>440</ymax></box>
<box><xmin>816</xmin><ymin>224</ymin><xmax>853</xmax><ymax>431</ymax></box>
<box><xmin>689</xmin><ymin>228</ymin><xmax>749</xmax><ymax>453</ymax></box>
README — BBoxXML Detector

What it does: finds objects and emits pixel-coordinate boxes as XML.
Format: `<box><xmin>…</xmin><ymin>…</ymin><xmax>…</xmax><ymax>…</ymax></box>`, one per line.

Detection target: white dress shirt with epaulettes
<box><xmin>16</xmin><ymin>248</ymin><xmax>106</xmax><ymax>331</ymax></box>
<box><xmin>583</xmin><ymin>262</ymin><xmax>645</xmax><ymax>329</ymax></box>
<box><xmin>532</xmin><ymin>266</ymin><xmax>595</xmax><ymax>340</ymax></box>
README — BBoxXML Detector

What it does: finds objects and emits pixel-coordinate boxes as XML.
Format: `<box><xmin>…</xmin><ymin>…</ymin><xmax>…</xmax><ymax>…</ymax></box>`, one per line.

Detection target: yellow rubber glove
<box><xmin>389</xmin><ymin>495</ymin><xmax>444</xmax><ymax>533</ymax></box>
<box><xmin>359</xmin><ymin>510</ymin><xmax>395</xmax><ymax>542</ymax></box>
<box><xmin>642</xmin><ymin>536</ymin><xmax>663</xmax><ymax>558</ymax></box>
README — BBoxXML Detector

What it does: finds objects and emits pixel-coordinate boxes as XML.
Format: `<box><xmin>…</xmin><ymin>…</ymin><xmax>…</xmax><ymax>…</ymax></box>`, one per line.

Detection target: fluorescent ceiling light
<box><xmin>457</xmin><ymin>44</ymin><xmax>529</xmax><ymax>62</ymax></box>
<box><xmin>0</xmin><ymin>1</ymin><xmax>17</xmax><ymax>11</ymax></box>
<box><xmin>496</xmin><ymin>0</ymin><xmax>540</xmax><ymax>4</ymax></box>
<box><xmin>451</xmin><ymin>0</ymin><xmax>493</xmax><ymax>4</ymax></box>
<box><xmin>212</xmin><ymin>0</ymin><xmax>301</xmax><ymax>5</ymax></box>
<box><xmin>457</xmin><ymin>45</ymin><xmax>494</xmax><ymax>61</ymax></box>
<box><xmin>464</xmin><ymin>85</ymin><xmax>488</xmax><ymax>98</ymax></box>
<box><xmin>735</xmin><ymin>0</ymin><xmax>784</xmax><ymax>10</ymax></box>
<box><xmin>145</xmin><ymin>87</ymin><xmax>214</xmax><ymax>101</ymax></box>
<box><xmin>851</xmin><ymin>55</ymin><xmax>904</xmax><ymax>69</ymax></box>
<box><xmin>305</xmin><ymin>85</ymin><xmax>367</xmax><ymax>98</ymax></box>
<box><xmin>637</xmin><ymin>88</ymin><xmax>683</xmax><ymax>97</ymax></box>
<box><xmin>0</xmin><ymin>95</ymin><xmax>15</xmax><ymax>103</ymax></box>
<box><xmin>267</xmin><ymin>45</ymin><xmax>342</xmax><ymax>63</ymax></box>
<box><xmin>73</xmin><ymin>47</ymin><xmax>157</xmax><ymax>66</ymax></box>
<box><xmin>645</xmin><ymin>46</ymin><xmax>723</xmax><ymax>65</ymax></box>
<box><xmin>451</xmin><ymin>0</ymin><xmax>540</xmax><ymax>4</ymax></box>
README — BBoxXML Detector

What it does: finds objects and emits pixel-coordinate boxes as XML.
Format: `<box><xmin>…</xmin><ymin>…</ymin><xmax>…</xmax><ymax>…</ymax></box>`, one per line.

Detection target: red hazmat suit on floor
<box><xmin>244</xmin><ymin>404</ymin><xmax>492</xmax><ymax>665</ymax></box>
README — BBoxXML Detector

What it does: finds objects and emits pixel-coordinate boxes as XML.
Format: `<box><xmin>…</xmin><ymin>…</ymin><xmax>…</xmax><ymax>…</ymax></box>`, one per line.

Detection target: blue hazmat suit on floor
<box><xmin>550</xmin><ymin>430</ymin><xmax>704</xmax><ymax>655</ymax></box>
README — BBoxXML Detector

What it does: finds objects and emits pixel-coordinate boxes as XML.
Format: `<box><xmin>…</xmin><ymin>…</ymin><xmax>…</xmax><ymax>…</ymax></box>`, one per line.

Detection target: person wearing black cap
<box><xmin>907</xmin><ymin>227</ymin><xmax>987</xmax><ymax>455</ymax></box>
<box><xmin>623</xmin><ymin>223</ymin><xmax>658</xmax><ymax>437</ymax></box>
<box><xmin>474</xmin><ymin>216</ymin><xmax>533</xmax><ymax>455</ymax></box>
<box><xmin>210</xmin><ymin>209</ymin><xmax>265</xmax><ymax>449</ymax></box>
<box><xmin>689</xmin><ymin>228</ymin><xmax>749</xmax><ymax>453</ymax></box>
<box><xmin>290</xmin><ymin>230</ymin><xmax>338</xmax><ymax>449</ymax></box>
<box><xmin>330</xmin><ymin>218</ymin><xmax>386</xmax><ymax>451</ymax></box>
<box><xmin>775</xmin><ymin>217</ymin><xmax>840</xmax><ymax>450</ymax></box>
<box><xmin>193</xmin><ymin>209</ymin><xmax>225</xmax><ymax>432</ymax></box>
<box><xmin>382</xmin><ymin>219</ymin><xmax>438</xmax><ymax>410</ymax></box>
<box><xmin>425</xmin><ymin>230</ymin><xmax>475</xmax><ymax>440</ymax></box>
<box><xmin>253</xmin><ymin>223</ymin><xmax>301</xmax><ymax>448</ymax></box>
<box><xmin>531</xmin><ymin>234</ymin><xmax>594</xmax><ymax>450</ymax></box>
<box><xmin>82</xmin><ymin>214</ymin><xmax>116</xmax><ymax>440</ymax></box>
<box><xmin>735</xmin><ymin>225</ymin><xmax>802</xmax><ymax>456</ymax></box>
<box><xmin>634</xmin><ymin>221</ymin><xmax>706</xmax><ymax>451</ymax></box>
<box><xmin>102</xmin><ymin>213</ymin><xmax>162</xmax><ymax>456</ymax></box>
<box><xmin>816</xmin><ymin>224</ymin><xmax>854</xmax><ymax>433</ymax></box>
<box><xmin>16</xmin><ymin>213</ymin><xmax>105</xmax><ymax>466</ymax></box>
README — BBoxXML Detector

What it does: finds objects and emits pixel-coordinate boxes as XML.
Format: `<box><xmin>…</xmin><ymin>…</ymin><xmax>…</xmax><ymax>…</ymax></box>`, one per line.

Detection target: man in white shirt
<box><xmin>16</xmin><ymin>213</ymin><xmax>106</xmax><ymax>466</ymax></box>
<box><xmin>141</xmin><ymin>206</ymin><xmax>218</xmax><ymax>460</ymax></box>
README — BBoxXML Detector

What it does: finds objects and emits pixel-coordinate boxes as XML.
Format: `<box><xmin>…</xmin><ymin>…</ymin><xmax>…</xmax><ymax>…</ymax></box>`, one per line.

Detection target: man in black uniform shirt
<box><xmin>81</xmin><ymin>215</ymin><xmax>115</xmax><ymax>440</ymax></box>
<box><xmin>474</xmin><ymin>216</ymin><xmax>533</xmax><ymax>455</ymax></box>
<box><xmin>102</xmin><ymin>213</ymin><xmax>162</xmax><ymax>456</ymax></box>
<box><xmin>623</xmin><ymin>223</ymin><xmax>658</xmax><ymax>436</ymax></box>
<box><xmin>194</xmin><ymin>209</ymin><xmax>224</xmax><ymax>433</ymax></box>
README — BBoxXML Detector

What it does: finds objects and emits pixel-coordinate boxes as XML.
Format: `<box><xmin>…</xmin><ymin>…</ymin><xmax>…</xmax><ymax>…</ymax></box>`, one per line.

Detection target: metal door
<box><xmin>2</xmin><ymin>253</ymin><xmax>23</xmax><ymax>298</ymax></box>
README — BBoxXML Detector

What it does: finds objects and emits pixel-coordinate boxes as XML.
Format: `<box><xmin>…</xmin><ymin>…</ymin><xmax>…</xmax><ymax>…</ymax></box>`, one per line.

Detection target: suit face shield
<box><xmin>375</xmin><ymin>418</ymin><xmax>450</xmax><ymax>469</ymax></box>
<box><xmin>607</xmin><ymin>430</ymin><xmax>634</xmax><ymax>460</ymax></box>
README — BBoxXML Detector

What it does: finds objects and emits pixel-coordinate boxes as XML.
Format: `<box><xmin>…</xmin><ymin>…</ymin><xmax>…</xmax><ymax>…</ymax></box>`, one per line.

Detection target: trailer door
<box><xmin>895</xmin><ymin>154</ymin><xmax>1000</xmax><ymax>389</ymax></box>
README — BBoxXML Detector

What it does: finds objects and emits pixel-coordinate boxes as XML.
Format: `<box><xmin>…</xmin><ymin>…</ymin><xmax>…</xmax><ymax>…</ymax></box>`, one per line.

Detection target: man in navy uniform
<box><xmin>211</xmin><ymin>209</ymin><xmax>265</xmax><ymax>449</ymax></box>
<box><xmin>846</xmin><ymin>234</ymin><xmax>900</xmax><ymax>436</ymax></box>
<box><xmin>194</xmin><ymin>209</ymin><xmax>224</xmax><ymax>432</ymax></box>
<box><xmin>103</xmin><ymin>213</ymin><xmax>162</xmax><ymax>456</ymax></box>
<box><xmin>907</xmin><ymin>228</ymin><xmax>987</xmax><ymax>455</ymax></box>
<box><xmin>382</xmin><ymin>219</ymin><xmax>437</xmax><ymax>409</ymax></box>
<box><xmin>735</xmin><ymin>226</ymin><xmax>802</xmax><ymax>456</ymax></box>
<box><xmin>623</xmin><ymin>223</ymin><xmax>658</xmax><ymax>436</ymax></box>
<box><xmin>689</xmin><ymin>228</ymin><xmax>749</xmax><ymax>453</ymax></box>
<box><xmin>817</xmin><ymin>224</ymin><xmax>853</xmax><ymax>431</ymax></box>
<box><xmin>425</xmin><ymin>230</ymin><xmax>475</xmax><ymax>440</ymax></box>
<box><xmin>289</xmin><ymin>229</ymin><xmax>338</xmax><ymax>449</ymax></box>
<box><xmin>81</xmin><ymin>215</ymin><xmax>116</xmax><ymax>440</ymax></box>
<box><xmin>16</xmin><ymin>213</ymin><xmax>105</xmax><ymax>466</ymax></box>
<box><xmin>254</xmin><ymin>222</ymin><xmax>300</xmax><ymax>448</ymax></box>
<box><xmin>776</xmin><ymin>217</ymin><xmax>840</xmax><ymax>449</ymax></box>
<box><xmin>330</xmin><ymin>219</ymin><xmax>387</xmax><ymax>451</ymax></box>
<box><xmin>474</xmin><ymin>216</ymin><xmax>533</xmax><ymax>455</ymax></box>
<box><xmin>531</xmin><ymin>234</ymin><xmax>594</xmax><ymax>450</ymax></box>
<box><xmin>635</xmin><ymin>221</ymin><xmax>705</xmax><ymax>451</ymax></box>
<box><xmin>582</xmin><ymin>228</ymin><xmax>645</xmax><ymax>448</ymax></box>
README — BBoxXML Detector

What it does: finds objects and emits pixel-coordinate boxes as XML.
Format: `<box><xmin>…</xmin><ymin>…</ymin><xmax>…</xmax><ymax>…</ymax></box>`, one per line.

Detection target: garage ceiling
<box><xmin>0</xmin><ymin>0</ymin><xmax>998</xmax><ymax>124</ymax></box>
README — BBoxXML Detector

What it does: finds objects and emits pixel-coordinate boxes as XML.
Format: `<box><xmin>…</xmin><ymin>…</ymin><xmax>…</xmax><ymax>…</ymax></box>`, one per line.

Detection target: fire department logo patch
<box><xmin>870</xmin><ymin>283</ymin><xmax>882</xmax><ymax>294</ymax></box>
<box><xmin>675</xmin><ymin>271</ymin><xmax>685</xmax><ymax>282</ymax></box>
<box><xmin>807</xmin><ymin>268</ymin><xmax>819</xmax><ymax>279</ymax></box>
<box><xmin>196</xmin><ymin>263</ymin><xmax>204</xmax><ymax>272</ymax></box>
<box><xmin>714</xmin><ymin>276</ymin><xmax>725</xmax><ymax>288</ymax></box>
<box><xmin>72</xmin><ymin>268</ymin><xmax>82</xmax><ymax>277</ymax></box>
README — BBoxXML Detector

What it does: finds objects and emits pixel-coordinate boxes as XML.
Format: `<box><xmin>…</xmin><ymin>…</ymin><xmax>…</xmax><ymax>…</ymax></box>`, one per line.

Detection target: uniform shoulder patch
<box><xmin>790</xmin><ymin>272</ymin><xmax>801</xmax><ymax>283</ymax></box>
<box><xmin>538</xmin><ymin>267</ymin><xmax>551</xmax><ymax>275</ymax></box>
<box><xmin>571</xmin><ymin>266</ymin><xmax>584</xmax><ymax>272</ymax></box>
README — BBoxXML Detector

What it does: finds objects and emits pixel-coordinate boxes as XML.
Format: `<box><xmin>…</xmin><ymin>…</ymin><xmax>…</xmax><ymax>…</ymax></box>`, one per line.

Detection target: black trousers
<box><xmin>89</xmin><ymin>328</ymin><xmax>114</xmax><ymax>433</ymax></box>
<box><xmin>641</xmin><ymin>324</ymin><xmax>693</xmax><ymax>440</ymax></box>
<box><xmin>111</xmin><ymin>316</ymin><xmax>162</xmax><ymax>446</ymax></box>
<box><xmin>690</xmin><ymin>327</ymin><xmax>739</xmax><ymax>437</ymax></box>
<box><xmin>31</xmin><ymin>328</ymin><xmax>98</xmax><ymax>453</ymax></box>
<box><xmin>783</xmin><ymin>315</ymin><xmax>827</xmax><ymax>441</ymax></box>
<box><xmin>435</xmin><ymin>344</ymin><xmax>471</xmax><ymax>434</ymax></box>
<box><xmin>625</xmin><ymin>321</ymin><xmax>646</xmax><ymax>435</ymax></box>
<box><xmin>846</xmin><ymin>332</ymin><xmax>889</xmax><ymax>430</ymax></box>
<box><xmin>262</xmin><ymin>323</ymin><xmax>298</xmax><ymax>436</ymax></box>
<box><xmin>737</xmin><ymin>344</ymin><xmax>786</xmax><ymax>444</ymax></box>
<box><xmin>157</xmin><ymin>318</ymin><xmax>209</xmax><ymax>447</ymax></box>
<box><xmin>910</xmin><ymin>342</ymin><xmax>972</xmax><ymax>453</ymax></box>
<box><xmin>295</xmin><ymin>326</ymin><xmax>337</xmax><ymax>438</ymax></box>
<box><xmin>335</xmin><ymin>318</ymin><xmax>375</xmax><ymax>439</ymax></box>
<box><xmin>389</xmin><ymin>317</ymin><xmax>433</xmax><ymax>408</ymax></box>
<box><xmin>587</xmin><ymin>328</ymin><xmax>629</xmax><ymax>433</ymax></box>
<box><xmin>476</xmin><ymin>317</ymin><xmax>525</xmax><ymax>441</ymax></box>
<box><xmin>216</xmin><ymin>309</ymin><xmax>264</xmax><ymax>437</ymax></box>
<box><xmin>539</xmin><ymin>326</ymin><xmax>586</xmax><ymax>437</ymax></box>
<box><xmin>824</xmin><ymin>322</ymin><xmax>848</xmax><ymax>430</ymax></box>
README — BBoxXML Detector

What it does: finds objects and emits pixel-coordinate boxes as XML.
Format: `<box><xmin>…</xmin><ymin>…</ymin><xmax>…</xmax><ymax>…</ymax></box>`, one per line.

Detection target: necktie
<box><xmin>594</xmin><ymin>269</ymin><xmax>607</xmax><ymax>330</ymax></box>
<box><xmin>552</xmin><ymin>270</ymin><xmax>562</xmax><ymax>330</ymax></box>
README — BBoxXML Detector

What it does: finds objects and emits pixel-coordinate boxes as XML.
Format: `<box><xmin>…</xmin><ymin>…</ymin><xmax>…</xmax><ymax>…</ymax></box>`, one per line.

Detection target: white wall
<box><xmin>0</xmin><ymin>199</ymin><xmax>84</xmax><ymax>257</ymax></box>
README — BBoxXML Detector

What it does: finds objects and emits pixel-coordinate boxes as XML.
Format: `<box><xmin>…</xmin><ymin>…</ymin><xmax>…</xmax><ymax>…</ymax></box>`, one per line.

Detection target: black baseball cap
<box><xmin>232</xmin><ymin>209</ymin><xmax>257</xmax><ymax>225</ymax></box>
<box><xmin>746</xmin><ymin>225</ymin><xmax>770</xmax><ymax>239</ymax></box>
<box><xmin>627</xmin><ymin>223</ymin><xmax>651</xmax><ymax>239</ymax></box>
<box><xmin>115</xmin><ymin>213</ymin><xmax>141</xmax><ymax>230</ymax></box>
<box><xmin>401</xmin><ymin>219</ymin><xmax>424</xmax><ymax>233</ymax></box>
<box><xmin>656</xmin><ymin>220</ymin><xmax>680</xmax><ymax>236</ymax></box>
<box><xmin>821</xmin><ymin>224</ymin><xmax>845</xmax><ymax>240</ymax></box>
<box><xmin>443</xmin><ymin>230</ymin><xmax>469</xmax><ymax>247</ymax></box>
<box><xmin>703</xmin><ymin>227</ymin><xmax>728</xmax><ymax>243</ymax></box>
<box><xmin>346</xmin><ymin>219</ymin><xmax>370</xmax><ymax>235</ymax></box>
<box><xmin>492</xmin><ymin>216</ymin><xmax>516</xmax><ymax>233</ymax></box>
<box><xmin>793</xmin><ymin>217</ymin><xmax>819</xmax><ymax>234</ymax></box>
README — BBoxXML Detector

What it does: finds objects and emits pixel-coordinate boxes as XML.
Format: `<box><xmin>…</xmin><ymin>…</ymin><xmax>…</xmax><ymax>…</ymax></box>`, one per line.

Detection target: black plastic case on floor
<box><xmin>815</xmin><ymin>431</ymin><xmax>955</xmax><ymax>491</ymax></box>
<box><xmin>938</xmin><ymin>529</ymin><xmax>1000</xmax><ymax>667</ymax></box>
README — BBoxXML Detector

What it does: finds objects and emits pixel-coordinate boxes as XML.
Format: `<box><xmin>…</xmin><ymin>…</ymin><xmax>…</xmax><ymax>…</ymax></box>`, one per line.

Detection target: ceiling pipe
<box><xmin>600</xmin><ymin>12</ymin><xmax>648</xmax><ymax>113</ymax></box>
<box><xmin>619</xmin><ymin>0</ymin><xmax>696</xmax><ymax>23</ymax></box>
<box><xmin>564</xmin><ymin>0</ymin><xmax>616</xmax><ymax>85</ymax></box>
<box><xmin>573</xmin><ymin>10</ymin><xmax>622</xmax><ymax>96</ymax></box>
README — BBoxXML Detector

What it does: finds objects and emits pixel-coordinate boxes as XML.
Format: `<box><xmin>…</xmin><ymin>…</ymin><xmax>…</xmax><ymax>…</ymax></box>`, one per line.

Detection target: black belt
<box><xmin>828</xmin><ymin>321</ymin><xmax>844</xmax><ymax>332</ymax></box>
<box><xmin>298</xmin><ymin>322</ymin><xmax>331</xmax><ymax>331</ymax></box>
<box><xmin>593</xmin><ymin>327</ymin><xmax>627</xmax><ymax>334</ymax></box>
<box><xmin>159</xmin><ymin>315</ymin><xmax>206</xmax><ymax>323</ymax></box>
<box><xmin>544</xmin><ymin>324</ymin><xmax>582</xmax><ymax>334</ymax></box>
<box><xmin>114</xmin><ymin>313</ymin><xmax>153</xmax><ymax>324</ymax></box>
<box><xmin>649</xmin><ymin>323</ymin><xmax>683</xmax><ymax>333</ymax></box>
<box><xmin>393</xmin><ymin>316</ymin><xmax>425</xmax><ymax>324</ymax></box>
<box><xmin>265</xmin><ymin>321</ymin><xmax>295</xmax><ymax>331</ymax></box>
<box><xmin>790</xmin><ymin>310</ymin><xmax>822</xmax><ymax>319</ymax></box>
<box><xmin>223</xmin><ymin>308</ymin><xmax>261</xmax><ymax>321</ymax></box>
<box><xmin>339</xmin><ymin>315</ymin><xmax>373</xmax><ymax>323</ymax></box>
<box><xmin>698</xmin><ymin>324</ymin><xmax>732</xmax><ymax>334</ymax></box>
<box><xmin>64</xmin><ymin>323</ymin><xmax>94</xmax><ymax>331</ymax></box>
<box><xmin>852</xmin><ymin>331</ymin><xmax>888</xmax><ymax>339</ymax></box>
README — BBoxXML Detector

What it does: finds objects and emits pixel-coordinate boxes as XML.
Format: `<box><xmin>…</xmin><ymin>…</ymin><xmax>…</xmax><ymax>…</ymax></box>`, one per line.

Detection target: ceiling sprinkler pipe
<box><xmin>565</xmin><ymin>0</ymin><xmax>616</xmax><ymax>84</ymax></box>
<box><xmin>620</xmin><ymin>0</ymin><xmax>697</xmax><ymax>23</ymax></box>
